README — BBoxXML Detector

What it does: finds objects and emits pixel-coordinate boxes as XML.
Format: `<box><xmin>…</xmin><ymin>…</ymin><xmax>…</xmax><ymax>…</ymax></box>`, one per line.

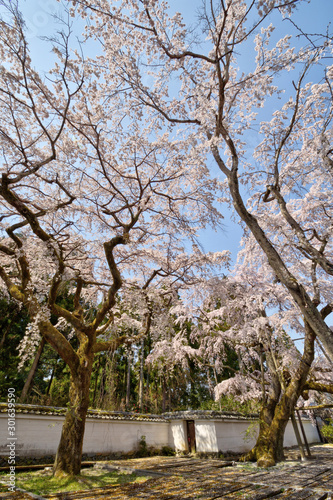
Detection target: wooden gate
<box><xmin>186</xmin><ymin>420</ymin><xmax>196</xmax><ymax>453</ymax></box>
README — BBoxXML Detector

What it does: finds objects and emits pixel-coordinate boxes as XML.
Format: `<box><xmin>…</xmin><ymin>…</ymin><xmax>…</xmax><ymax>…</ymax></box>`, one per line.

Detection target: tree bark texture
<box><xmin>242</xmin><ymin>323</ymin><xmax>315</xmax><ymax>467</ymax></box>
<box><xmin>53</xmin><ymin>354</ymin><xmax>93</xmax><ymax>477</ymax></box>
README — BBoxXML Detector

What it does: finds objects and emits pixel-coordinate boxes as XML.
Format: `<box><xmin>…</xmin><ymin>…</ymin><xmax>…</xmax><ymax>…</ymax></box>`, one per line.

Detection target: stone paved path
<box><xmin>1</xmin><ymin>445</ymin><xmax>333</xmax><ymax>499</ymax></box>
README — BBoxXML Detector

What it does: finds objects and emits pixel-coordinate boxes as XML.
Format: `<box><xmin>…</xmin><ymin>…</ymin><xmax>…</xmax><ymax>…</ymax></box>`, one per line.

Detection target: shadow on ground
<box><xmin>1</xmin><ymin>444</ymin><xmax>333</xmax><ymax>499</ymax></box>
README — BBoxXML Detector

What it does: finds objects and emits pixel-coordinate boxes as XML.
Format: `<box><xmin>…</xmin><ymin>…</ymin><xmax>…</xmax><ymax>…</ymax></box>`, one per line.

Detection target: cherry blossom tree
<box><xmin>71</xmin><ymin>0</ymin><xmax>333</xmax><ymax>355</ymax></box>
<box><xmin>155</xmin><ymin>252</ymin><xmax>333</xmax><ymax>466</ymax></box>
<box><xmin>230</xmin><ymin>236</ymin><xmax>333</xmax><ymax>465</ymax></box>
<box><xmin>68</xmin><ymin>0</ymin><xmax>333</xmax><ymax>465</ymax></box>
<box><xmin>96</xmin><ymin>243</ymin><xmax>228</xmax><ymax>411</ymax></box>
<box><xmin>0</xmin><ymin>1</ymin><xmax>227</xmax><ymax>476</ymax></box>
<box><xmin>201</xmin><ymin>256</ymin><xmax>318</xmax><ymax>466</ymax></box>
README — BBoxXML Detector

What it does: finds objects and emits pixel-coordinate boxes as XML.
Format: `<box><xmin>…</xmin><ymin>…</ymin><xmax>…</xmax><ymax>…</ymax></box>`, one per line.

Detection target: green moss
<box><xmin>0</xmin><ymin>469</ymin><xmax>148</xmax><ymax>496</ymax></box>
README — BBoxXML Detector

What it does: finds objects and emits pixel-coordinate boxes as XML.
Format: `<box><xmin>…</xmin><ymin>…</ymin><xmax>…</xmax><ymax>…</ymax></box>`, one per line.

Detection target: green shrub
<box><xmin>321</xmin><ymin>420</ymin><xmax>333</xmax><ymax>443</ymax></box>
<box><xmin>138</xmin><ymin>435</ymin><xmax>149</xmax><ymax>457</ymax></box>
<box><xmin>161</xmin><ymin>445</ymin><xmax>175</xmax><ymax>456</ymax></box>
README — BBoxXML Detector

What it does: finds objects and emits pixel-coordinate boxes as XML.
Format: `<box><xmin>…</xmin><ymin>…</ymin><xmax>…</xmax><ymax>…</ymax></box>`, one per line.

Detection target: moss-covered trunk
<box><xmin>53</xmin><ymin>351</ymin><xmax>93</xmax><ymax>477</ymax></box>
<box><xmin>242</xmin><ymin>323</ymin><xmax>315</xmax><ymax>467</ymax></box>
<box><xmin>245</xmin><ymin>391</ymin><xmax>296</xmax><ymax>467</ymax></box>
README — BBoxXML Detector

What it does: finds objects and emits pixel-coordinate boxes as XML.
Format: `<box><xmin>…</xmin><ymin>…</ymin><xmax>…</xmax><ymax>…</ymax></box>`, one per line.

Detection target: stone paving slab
<box><xmin>1</xmin><ymin>445</ymin><xmax>333</xmax><ymax>499</ymax></box>
<box><xmin>272</xmin><ymin>489</ymin><xmax>329</xmax><ymax>499</ymax></box>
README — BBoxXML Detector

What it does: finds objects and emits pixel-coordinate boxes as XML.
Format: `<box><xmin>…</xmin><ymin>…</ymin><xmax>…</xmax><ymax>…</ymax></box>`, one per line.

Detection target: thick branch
<box><xmin>215</xmin><ymin>132</ymin><xmax>333</xmax><ymax>359</ymax></box>
<box><xmin>38</xmin><ymin>320</ymin><xmax>79</xmax><ymax>372</ymax></box>
<box><xmin>265</xmin><ymin>185</ymin><xmax>333</xmax><ymax>275</ymax></box>
<box><xmin>0</xmin><ymin>174</ymin><xmax>51</xmax><ymax>243</ymax></box>
<box><xmin>93</xmin><ymin>335</ymin><xmax>127</xmax><ymax>353</ymax></box>
<box><xmin>303</xmin><ymin>380</ymin><xmax>333</xmax><ymax>394</ymax></box>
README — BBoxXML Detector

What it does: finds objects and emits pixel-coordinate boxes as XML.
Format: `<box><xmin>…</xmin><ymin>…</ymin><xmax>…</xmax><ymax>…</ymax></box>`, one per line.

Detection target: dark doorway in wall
<box><xmin>186</xmin><ymin>420</ymin><xmax>196</xmax><ymax>452</ymax></box>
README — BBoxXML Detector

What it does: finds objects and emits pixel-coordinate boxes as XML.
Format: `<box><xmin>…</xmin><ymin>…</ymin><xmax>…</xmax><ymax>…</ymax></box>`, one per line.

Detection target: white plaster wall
<box><xmin>214</xmin><ymin>419</ymin><xmax>258</xmax><ymax>453</ymax></box>
<box><xmin>0</xmin><ymin>414</ymin><xmax>63</xmax><ymax>457</ymax></box>
<box><xmin>0</xmin><ymin>413</ymin><xmax>320</xmax><ymax>458</ymax></box>
<box><xmin>169</xmin><ymin>420</ymin><xmax>187</xmax><ymax>451</ymax></box>
<box><xmin>83</xmin><ymin>419</ymin><xmax>169</xmax><ymax>454</ymax></box>
<box><xmin>0</xmin><ymin>414</ymin><xmax>169</xmax><ymax>457</ymax></box>
<box><xmin>213</xmin><ymin>419</ymin><xmax>320</xmax><ymax>454</ymax></box>
<box><xmin>195</xmin><ymin>421</ymin><xmax>219</xmax><ymax>453</ymax></box>
<box><xmin>283</xmin><ymin>420</ymin><xmax>320</xmax><ymax>447</ymax></box>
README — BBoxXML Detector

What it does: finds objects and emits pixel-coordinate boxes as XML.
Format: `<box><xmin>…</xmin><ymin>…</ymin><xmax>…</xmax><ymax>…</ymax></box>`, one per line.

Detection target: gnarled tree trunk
<box><xmin>242</xmin><ymin>323</ymin><xmax>315</xmax><ymax>467</ymax></box>
<box><xmin>53</xmin><ymin>350</ymin><xmax>94</xmax><ymax>477</ymax></box>
<box><xmin>245</xmin><ymin>390</ymin><xmax>297</xmax><ymax>467</ymax></box>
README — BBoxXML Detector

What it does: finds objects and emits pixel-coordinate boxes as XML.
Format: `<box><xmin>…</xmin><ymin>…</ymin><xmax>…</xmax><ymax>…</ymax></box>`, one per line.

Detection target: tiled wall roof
<box><xmin>0</xmin><ymin>403</ymin><xmax>167</xmax><ymax>421</ymax></box>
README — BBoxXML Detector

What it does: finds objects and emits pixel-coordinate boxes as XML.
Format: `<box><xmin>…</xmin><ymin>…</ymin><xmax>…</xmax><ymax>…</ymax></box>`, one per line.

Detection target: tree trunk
<box><xmin>243</xmin><ymin>396</ymin><xmax>290</xmax><ymax>467</ymax></box>
<box><xmin>211</xmin><ymin>142</ymin><xmax>333</xmax><ymax>360</ymax></box>
<box><xmin>162</xmin><ymin>375</ymin><xmax>166</xmax><ymax>412</ymax></box>
<box><xmin>228</xmin><ymin>170</ymin><xmax>333</xmax><ymax>360</ymax></box>
<box><xmin>19</xmin><ymin>338</ymin><xmax>46</xmax><ymax>403</ymax></box>
<box><xmin>126</xmin><ymin>348</ymin><xmax>131</xmax><ymax>407</ymax></box>
<box><xmin>92</xmin><ymin>356</ymin><xmax>101</xmax><ymax>407</ymax></box>
<box><xmin>242</xmin><ymin>323</ymin><xmax>315</xmax><ymax>467</ymax></box>
<box><xmin>46</xmin><ymin>357</ymin><xmax>57</xmax><ymax>396</ymax></box>
<box><xmin>139</xmin><ymin>337</ymin><xmax>144</xmax><ymax>412</ymax></box>
<box><xmin>212</xmin><ymin>366</ymin><xmax>222</xmax><ymax>410</ymax></box>
<box><xmin>53</xmin><ymin>358</ymin><xmax>93</xmax><ymax>477</ymax></box>
<box><xmin>145</xmin><ymin>365</ymin><xmax>150</xmax><ymax>399</ymax></box>
<box><xmin>168</xmin><ymin>384</ymin><xmax>171</xmax><ymax>411</ymax></box>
